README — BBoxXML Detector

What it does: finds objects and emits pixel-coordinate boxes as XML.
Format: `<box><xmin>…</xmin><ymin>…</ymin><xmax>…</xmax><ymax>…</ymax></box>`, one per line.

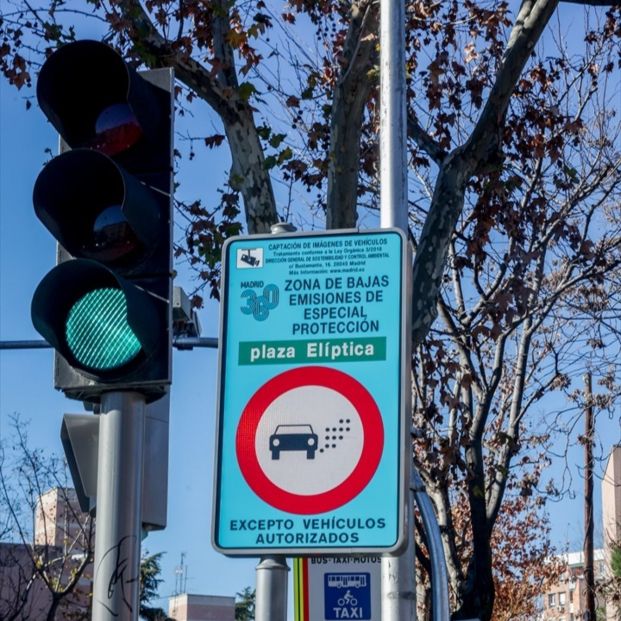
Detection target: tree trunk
<box><xmin>326</xmin><ymin>1</ymin><xmax>378</xmax><ymax>229</ymax></box>
<box><xmin>46</xmin><ymin>595</ymin><xmax>60</xmax><ymax>621</ymax></box>
<box><xmin>116</xmin><ymin>0</ymin><xmax>279</xmax><ymax>234</ymax></box>
<box><xmin>453</xmin><ymin>441</ymin><xmax>495</xmax><ymax>621</ymax></box>
<box><xmin>411</xmin><ymin>150</ymin><xmax>470</xmax><ymax>347</ymax></box>
<box><xmin>225</xmin><ymin>106</ymin><xmax>279</xmax><ymax>233</ymax></box>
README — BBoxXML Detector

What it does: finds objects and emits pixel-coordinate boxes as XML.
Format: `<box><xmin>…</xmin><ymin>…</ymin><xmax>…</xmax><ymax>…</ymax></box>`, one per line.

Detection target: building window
<box><xmin>559</xmin><ymin>592</ymin><xmax>566</xmax><ymax>606</ymax></box>
<box><xmin>548</xmin><ymin>593</ymin><xmax>556</xmax><ymax>607</ymax></box>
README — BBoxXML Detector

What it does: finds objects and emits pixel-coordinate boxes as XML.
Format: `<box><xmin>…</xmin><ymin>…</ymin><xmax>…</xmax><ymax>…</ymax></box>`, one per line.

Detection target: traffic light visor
<box><xmin>33</xmin><ymin>149</ymin><xmax>161</xmax><ymax>270</ymax></box>
<box><xmin>31</xmin><ymin>260</ymin><xmax>164</xmax><ymax>380</ymax></box>
<box><xmin>36</xmin><ymin>40</ymin><xmax>163</xmax><ymax>158</ymax></box>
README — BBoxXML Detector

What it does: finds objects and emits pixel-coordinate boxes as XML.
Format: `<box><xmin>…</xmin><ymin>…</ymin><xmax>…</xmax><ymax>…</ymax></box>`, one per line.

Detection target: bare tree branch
<box><xmin>326</xmin><ymin>0</ymin><xmax>378</xmax><ymax>229</ymax></box>
<box><xmin>115</xmin><ymin>0</ymin><xmax>278</xmax><ymax>232</ymax></box>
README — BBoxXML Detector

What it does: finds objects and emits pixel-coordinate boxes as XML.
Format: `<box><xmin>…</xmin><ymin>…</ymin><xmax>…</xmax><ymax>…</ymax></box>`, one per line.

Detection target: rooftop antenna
<box><xmin>174</xmin><ymin>552</ymin><xmax>187</xmax><ymax>595</ymax></box>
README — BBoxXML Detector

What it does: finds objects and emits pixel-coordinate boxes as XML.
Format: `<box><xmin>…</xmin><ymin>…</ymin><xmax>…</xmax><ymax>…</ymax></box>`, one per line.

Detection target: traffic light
<box><xmin>31</xmin><ymin>40</ymin><xmax>173</xmax><ymax>403</ymax></box>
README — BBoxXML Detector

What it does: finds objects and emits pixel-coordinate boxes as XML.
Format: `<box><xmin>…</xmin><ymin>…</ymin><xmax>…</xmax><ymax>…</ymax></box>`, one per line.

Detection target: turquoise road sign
<box><xmin>212</xmin><ymin>229</ymin><xmax>410</xmax><ymax>555</ymax></box>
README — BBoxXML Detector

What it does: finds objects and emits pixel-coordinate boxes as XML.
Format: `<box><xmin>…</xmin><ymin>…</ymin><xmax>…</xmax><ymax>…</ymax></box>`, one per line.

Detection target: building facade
<box><xmin>602</xmin><ymin>445</ymin><xmax>621</xmax><ymax>621</ymax></box>
<box><xmin>168</xmin><ymin>593</ymin><xmax>236</xmax><ymax>621</ymax></box>
<box><xmin>541</xmin><ymin>445</ymin><xmax>621</xmax><ymax>621</ymax></box>
<box><xmin>540</xmin><ymin>549</ymin><xmax>606</xmax><ymax>621</ymax></box>
<box><xmin>0</xmin><ymin>487</ymin><xmax>93</xmax><ymax>620</ymax></box>
<box><xmin>2</xmin><ymin>487</ymin><xmax>240</xmax><ymax>620</ymax></box>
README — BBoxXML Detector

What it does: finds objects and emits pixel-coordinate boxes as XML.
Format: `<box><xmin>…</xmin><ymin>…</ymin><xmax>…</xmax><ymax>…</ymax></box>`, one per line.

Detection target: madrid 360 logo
<box><xmin>240</xmin><ymin>283</ymin><xmax>280</xmax><ymax>321</ymax></box>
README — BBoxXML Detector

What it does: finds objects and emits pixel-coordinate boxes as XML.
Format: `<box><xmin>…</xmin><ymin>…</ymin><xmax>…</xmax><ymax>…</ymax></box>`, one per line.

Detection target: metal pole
<box><xmin>92</xmin><ymin>391</ymin><xmax>146</xmax><ymax>621</ymax></box>
<box><xmin>379</xmin><ymin>0</ymin><xmax>415</xmax><ymax>619</ymax></box>
<box><xmin>255</xmin><ymin>556</ymin><xmax>289</xmax><ymax>621</ymax></box>
<box><xmin>412</xmin><ymin>469</ymin><xmax>451</xmax><ymax>620</ymax></box>
<box><xmin>0</xmin><ymin>339</ymin><xmax>54</xmax><ymax>349</ymax></box>
<box><xmin>381</xmin><ymin>494</ymin><xmax>416</xmax><ymax>620</ymax></box>
<box><xmin>583</xmin><ymin>372</ymin><xmax>596</xmax><ymax>619</ymax></box>
<box><xmin>0</xmin><ymin>336</ymin><xmax>219</xmax><ymax>350</ymax></box>
<box><xmin>252</xmin><ymin>222</ymin><xmax>295</xmax><ymax>621</ymax></box>
<box><xmin>379</xmin><ymin>0</ymin><xmax>408</xmax><ymax>232</ymax></box>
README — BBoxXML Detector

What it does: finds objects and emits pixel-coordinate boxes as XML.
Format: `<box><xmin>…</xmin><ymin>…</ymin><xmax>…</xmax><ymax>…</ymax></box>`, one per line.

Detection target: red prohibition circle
<box><xmin>235</xmin><ymin>366</ymin><xmax>384</xmax><ymax>514</ymax></box>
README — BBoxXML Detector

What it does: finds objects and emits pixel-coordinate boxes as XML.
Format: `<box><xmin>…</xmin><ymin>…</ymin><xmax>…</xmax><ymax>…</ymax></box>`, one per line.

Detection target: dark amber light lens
<box><xmin>81</xmin><ymin>204</ymin><xmax>141</xmax><ymax>263</ymax></box>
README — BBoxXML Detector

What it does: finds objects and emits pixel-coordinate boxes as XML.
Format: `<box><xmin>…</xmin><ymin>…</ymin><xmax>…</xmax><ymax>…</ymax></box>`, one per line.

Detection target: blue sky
<box><xmin>0</xmin><ymin>1</ymin><xmax>619</xmax><ymax>615</ymax></box>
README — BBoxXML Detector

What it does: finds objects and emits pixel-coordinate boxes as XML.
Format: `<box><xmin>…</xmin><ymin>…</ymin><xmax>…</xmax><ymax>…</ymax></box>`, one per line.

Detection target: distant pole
<box><xmin>583</xmin><ymin>372</ymin><xmax>596</xmax><ymax>619</ymax></box>
<box><xmin>379</xmin><ymin>0</ymin><xmax>416</xmax><ymax>619</ymax></box>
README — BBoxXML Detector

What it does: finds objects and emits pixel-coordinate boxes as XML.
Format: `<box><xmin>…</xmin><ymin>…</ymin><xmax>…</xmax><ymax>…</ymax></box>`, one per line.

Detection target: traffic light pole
<box><xmin>92</xmin><ymin>391</ymin><xmax>146</xmax><ymax>621</ymax></box>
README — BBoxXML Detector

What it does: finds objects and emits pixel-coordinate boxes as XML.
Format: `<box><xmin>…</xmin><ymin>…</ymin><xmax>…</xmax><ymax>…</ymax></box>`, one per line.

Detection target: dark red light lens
<box><xmin>92</xmin><ymin>103</ymin><xmax>142</xmax><ymax>155</ymax></box>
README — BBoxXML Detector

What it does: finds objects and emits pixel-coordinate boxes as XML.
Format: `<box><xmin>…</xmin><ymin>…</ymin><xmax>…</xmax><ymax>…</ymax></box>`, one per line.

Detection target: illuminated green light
<box><xmin>65</xmin><ymin>287</ymin><xmax>141</xmax><ymax>370</ymax></box>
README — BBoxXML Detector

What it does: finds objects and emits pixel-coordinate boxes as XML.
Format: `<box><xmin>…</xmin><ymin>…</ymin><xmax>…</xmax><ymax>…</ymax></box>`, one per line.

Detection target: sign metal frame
<box><xmin>212</xmin><ymin>228</ymin><xmax>411</xmax><ymax>555</ymax></box>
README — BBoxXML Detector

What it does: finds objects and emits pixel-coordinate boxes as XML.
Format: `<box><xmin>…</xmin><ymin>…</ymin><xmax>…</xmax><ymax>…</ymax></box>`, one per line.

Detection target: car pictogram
<box><xmin>269</xmin><ymin>424</ymin><xmax>318</xmax><ymax>460</ymax></box>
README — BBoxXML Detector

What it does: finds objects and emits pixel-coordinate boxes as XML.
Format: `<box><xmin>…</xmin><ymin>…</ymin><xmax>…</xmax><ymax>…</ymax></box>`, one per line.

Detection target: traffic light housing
<box><xmin>31</xmin><ymin>40</ymin><xmax>173</xmax><ymax>403</ymax></box>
